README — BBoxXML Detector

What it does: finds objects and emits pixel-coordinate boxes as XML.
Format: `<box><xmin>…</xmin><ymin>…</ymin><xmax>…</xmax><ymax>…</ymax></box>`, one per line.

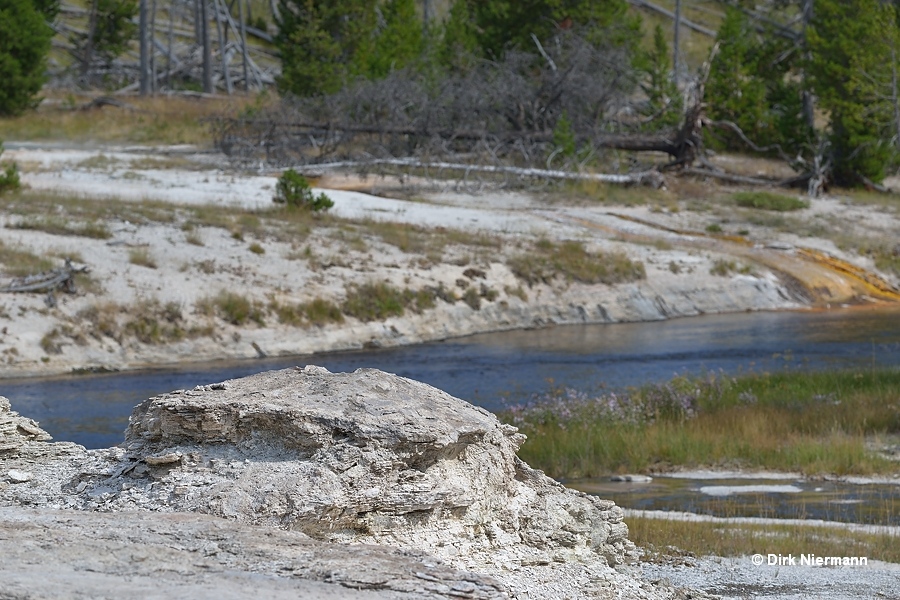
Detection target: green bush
<box><xmin>0</xmin><ymin>143</ymin><xmax>20</xmax><ymax>194</ymax></box>
<box><xmin>0</xmin><ymin>0</ymin><xmax>53</xmax><ymax>116</ymax></box>
<box><xmin>273</xmin><ymin>169</ymin><xmax>334</xmax><ymax>211</ymax></box>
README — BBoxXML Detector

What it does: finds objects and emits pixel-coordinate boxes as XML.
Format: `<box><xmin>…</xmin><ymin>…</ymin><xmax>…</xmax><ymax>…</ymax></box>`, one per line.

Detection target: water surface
<box><xmin>2</xmin><ymin>306</ymin><xmax>899</xmax><ymax>449</ymax></box>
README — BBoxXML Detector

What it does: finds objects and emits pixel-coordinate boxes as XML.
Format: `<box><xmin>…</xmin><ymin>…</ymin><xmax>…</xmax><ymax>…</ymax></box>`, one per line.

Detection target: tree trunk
<box><xmin>673</xmin><ymin>0</ymin><xmax>681</xmax><ymax>88</ymax></box>
<box><xmin>201</xmin><ymin>0</ymin><xmax>213</xmax><ymax>93</ymax></box>
<box><xmin>82</xmin><ymin>0</ymin><xmax>99</xmax><ymax>77</ymax></box>
<box><xmin>237</xmin><ymin>0</ymin><xmax>250</xmax><ymax>91</ymax></box>
<box><xmin>139</xmin><ymin>0</ymin><xmax>150</xmax><ymax>95</ymax></box>
<box><xmin>149</xmin><ymin>0</ymin><xmax>157</xmax><ymax>94</ymax></box>
<box><xmin>214</xmin><ymin>0</ymin><xmax>232</xmax><ymax>95</ymax></box>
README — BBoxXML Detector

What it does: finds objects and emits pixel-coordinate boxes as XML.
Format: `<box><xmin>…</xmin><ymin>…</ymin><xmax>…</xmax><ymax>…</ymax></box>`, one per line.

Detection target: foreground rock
<box><xmin>1</xmin><ymin>367</ymin><xmax>701</xmax><ymax>599</ymax></box>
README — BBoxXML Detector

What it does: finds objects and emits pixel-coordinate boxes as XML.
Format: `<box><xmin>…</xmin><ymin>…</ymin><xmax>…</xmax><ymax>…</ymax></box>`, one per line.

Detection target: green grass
<box><xmin>270</xmin><ymin>297</ymin><xmax>344</xmax><ymax>327</ymax></box>
<box><xmin>709</xmin><ymin>258</ymin><xmax>754</xmax><ymax>277</ymax></box>
<box><xmin>341</xmin><ymin>281</ymin><xmax>437</xmax><ymax>322</ymax></box>
<box><xmin>506</xmin><ymin>369</ymin><xmax>900</xmax><ymax>479</ymax></box>
<box><xmin>197</xmin><ymin>291</ymin><xmax>266</xmax><ymax>326</ymax></box>
<box><xmin>732</xmin><ymin>191</ymin><xmax>809</xmax><ymax>212</ymax></box>
<box><xmin>508</xmin><ymin>239</ymin><xmax>646</xmax><ymax>286</ymax></box>
<box><xmin>628</xmin><ymin>516</ymin><xmax>900</xmax><ymax>564</ymax></box>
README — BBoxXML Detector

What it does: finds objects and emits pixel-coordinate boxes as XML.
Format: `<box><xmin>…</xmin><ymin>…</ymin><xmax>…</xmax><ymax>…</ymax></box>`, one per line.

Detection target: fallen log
<box><xmin>0</xmin><ymin>260</ymin><xmax>89</xmax><ymax>294</ymax></box>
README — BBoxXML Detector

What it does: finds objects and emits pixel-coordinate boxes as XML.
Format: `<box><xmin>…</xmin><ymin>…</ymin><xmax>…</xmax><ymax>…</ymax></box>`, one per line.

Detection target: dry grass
<box><xmin>0</xmin><ymin>189</ymin><xmax>177</xmax><ymax>225</ymax></box>
<box><xmin>0</xmin><ymin>94</ymin><xmax>260</xmax><ymax>145</ymax></box>
<box><xmin>75</xmin><ymin>299</ymin><xmax>212</xmax><ymax>344</ymax></box>
<box><xmin>0</xmin><ymin>241</ymin><xmax>55</xmax><ymax>277</ymax></box>
<box><xmin>508</xmin><ymin>370</ymin><xmax>900</xmax><ymax>479</ymax></box>
<box><xmin>508</xmin><ymin>239</ymin><xmax>646</xmax><ymax>286</ymax></box>
<box><xmin>128</xmin><ymin>248</ymin><xmax>157</xmax><ymax>269</ymax></box>
<box><xmin>354</xmin><ymin>218</ymin><xmax>501</xmax><ymax>258</ymax></box>
<box><xmin>9</xmin><ymin>216</ymin><xmax>112</xmax><ymax>239</ymax></box>
<box><xmin>629</xmin><ymin>516</ymin><xmax>900</xmax><ymax>564</ymax></box>
<box><xmin>196</xmin><ymin>291</ymin><xmax>266</xmax><ymax>326</ymax></box>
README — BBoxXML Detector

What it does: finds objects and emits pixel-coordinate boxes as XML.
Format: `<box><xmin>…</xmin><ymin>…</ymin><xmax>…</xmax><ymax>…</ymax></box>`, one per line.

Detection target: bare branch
<box><xmin>531</xmin><ymin>33</ymin><xmax>557</xmax><ymax>72</ymax></box>
<box><xmin>704</xmin><ymin>118</ymin><xmax>805</xmax><ymax>167</ymax></box>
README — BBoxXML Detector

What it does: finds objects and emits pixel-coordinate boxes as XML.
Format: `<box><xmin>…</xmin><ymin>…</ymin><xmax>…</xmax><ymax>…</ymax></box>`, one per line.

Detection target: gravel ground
<box><xmin>643</xmin><ymin>555</ymin><xmax>900</xmax><ymax>599</ymax></box>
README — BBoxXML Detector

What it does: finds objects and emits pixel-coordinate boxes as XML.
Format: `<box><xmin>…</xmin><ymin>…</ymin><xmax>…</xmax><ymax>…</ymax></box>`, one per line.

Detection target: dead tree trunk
<box><xmin>213</xmin><ymin>0</ymin><xmax>232</xmax><ymax>94</ymax></box>
<box><xmin>139</xmin><ymin>0</ymin><xmax>150</xmax><ymax>95</ymax></box>
<box><xmin>201</xmin><ymin>0</ymin><xmax>213</xmax><ymax>93</ymax></box>
<box><xmin>81</xmin><ymin>0</ymin><xmax>99</xmax><ymax>77</ymax></box>
<box><xmin>237</xmin><ymin>0</ymin><xmax>249</xmax><ymax>91</ymax></box>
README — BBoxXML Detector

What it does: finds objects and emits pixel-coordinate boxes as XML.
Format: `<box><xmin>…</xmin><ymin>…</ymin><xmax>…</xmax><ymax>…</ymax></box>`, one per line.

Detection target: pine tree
<box><xmin>705</xmin><ymin>7</ymin><xmax>811</xmax><ymax>159</ymax></box>
<box><xmin>639</xmin><ymin>24</ymin><xmax>682</xmax><ymax>130</ymax></box>
<box><xmin>807</xmin><ymin>0</ymin><xmax>898</xmax><ymax>184</ymax></box>
<box><xmin>276</xmin><ymin>0</ymin><xmax>376</xmax><ymax>96</ymax></box>
<box><xmin>434</xmin><ymin>0</ymin><xmax>479</xmax><ymax>70</ymax></box>
<box><xmin>77</xmin><ymin>0</ymin><xmax>138</xmax><ymax>76</ymax></box>
<box><xmin>0</xmin><ymin>0</ymin><xmax>53</xmax><ymax>116</ymax></box>
<box><xmin>367</xmin><ymin>0</ymin><xmax>423</xmax><ymax>79</ymax></box>
<box><xmin>451</xmin><ymin>0</ymin><xmax>640</xmax><ymax>61</ymax></box>
<box><xmin>275</xmin><ymin>0</ymin><xmax>424</xmax><ymax>97</ymax></box>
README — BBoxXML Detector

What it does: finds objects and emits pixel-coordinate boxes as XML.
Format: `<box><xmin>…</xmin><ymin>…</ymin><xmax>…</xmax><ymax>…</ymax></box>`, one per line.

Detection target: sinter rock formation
<box><xmin>0</xmin><ymin>366</ymin><xmax>705</xmax><ymax>599</ymax></box>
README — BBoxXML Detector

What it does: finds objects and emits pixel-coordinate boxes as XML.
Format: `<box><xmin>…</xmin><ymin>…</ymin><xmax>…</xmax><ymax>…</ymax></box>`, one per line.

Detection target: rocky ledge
<box><xmin>0</xmin><ymin>366</ymin><xmax>704</xmax><ymax>599</ymax></box>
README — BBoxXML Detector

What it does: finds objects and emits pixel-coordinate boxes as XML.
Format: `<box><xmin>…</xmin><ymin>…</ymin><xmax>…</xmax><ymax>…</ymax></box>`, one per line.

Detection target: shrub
<box><xmin>273</xmin><ymin>169</ymin><xmax>334</xmax><ymax>211</ymax></box>
<box><xmin>0</xmin><ymin>143</ymin><xmax>20</xmax><ymax>194</ymax></box>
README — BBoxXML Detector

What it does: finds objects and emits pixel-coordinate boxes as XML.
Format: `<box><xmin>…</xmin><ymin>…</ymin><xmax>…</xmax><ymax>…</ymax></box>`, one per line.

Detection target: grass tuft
<box><xmin>197</xmin><ymin>291</ymin><xmax>266</xmax><ymax>326</ymax></box>
<box><xmin>508</xmin><ymin>240</ymin><xmax>646</xmax><ymax>286</ymax></box>
<box><xmin>128</xmin><ymin>248</ymin><xmax>158</xmax><ymax>269</ymax></box>
<box><xmin>733</xmin><ymin>191</ymin><xmax>809</xmax><ymax>212</ymax></box>
<box><xmin>341</xmin><ymin>281</ymin><xmax>438</xmax><ymax>322</ymax></box>
<box><xmin>270</xmin><ymin>297</ymin><xmax>345</xmax><ymax>327</ymax></box>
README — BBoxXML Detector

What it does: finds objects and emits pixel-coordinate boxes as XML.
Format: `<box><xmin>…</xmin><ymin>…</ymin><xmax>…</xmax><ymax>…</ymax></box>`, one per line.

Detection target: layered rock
<box><xmin>0</xmin><ymin>367</ymin><xmax>701</xmax><ymax>599</ymax></box>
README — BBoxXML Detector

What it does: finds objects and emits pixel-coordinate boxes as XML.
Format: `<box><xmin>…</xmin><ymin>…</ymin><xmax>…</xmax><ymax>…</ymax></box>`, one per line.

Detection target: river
<box><xmin>2</xmin><ymin>306</ymin><xmax>900</xmax><ymax>450</ymax></box>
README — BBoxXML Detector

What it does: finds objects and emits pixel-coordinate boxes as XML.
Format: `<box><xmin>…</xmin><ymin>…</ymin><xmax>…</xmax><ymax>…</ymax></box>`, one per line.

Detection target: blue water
<box><xmin>2</xmin><ymin>307</ymin><xmax>899</xmax><ymax>449</ymax></box>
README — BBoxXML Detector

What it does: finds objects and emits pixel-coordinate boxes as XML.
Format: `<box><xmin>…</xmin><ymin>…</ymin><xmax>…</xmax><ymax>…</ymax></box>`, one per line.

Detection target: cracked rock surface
<box><xmin>1</xmin><ymin>366</ymin><xmax>703</xmax><ymax>599</ymax></box>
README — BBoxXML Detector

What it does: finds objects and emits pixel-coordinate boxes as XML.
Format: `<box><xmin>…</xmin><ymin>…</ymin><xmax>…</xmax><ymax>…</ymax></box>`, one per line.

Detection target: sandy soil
<box><xmin>1</xmin><ymin>141</ymin><xmax>899</xmax><ymax>379</ymax></box>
